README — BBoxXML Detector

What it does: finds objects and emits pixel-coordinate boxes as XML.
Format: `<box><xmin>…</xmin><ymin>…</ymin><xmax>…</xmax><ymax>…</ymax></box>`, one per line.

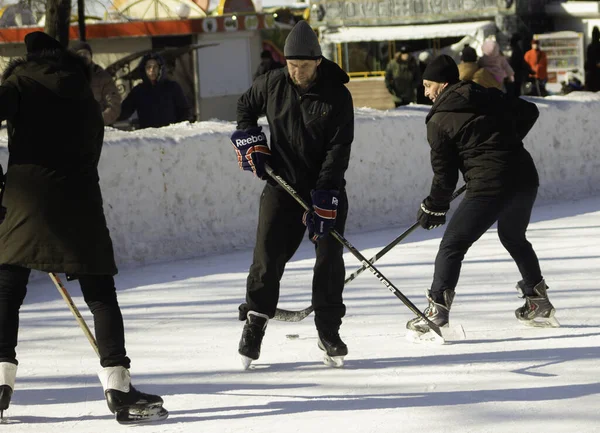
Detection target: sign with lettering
<box><xmin>310</xmin><ymin>0</ymin><xmax>513</xmax><ymax>27</ymax></box>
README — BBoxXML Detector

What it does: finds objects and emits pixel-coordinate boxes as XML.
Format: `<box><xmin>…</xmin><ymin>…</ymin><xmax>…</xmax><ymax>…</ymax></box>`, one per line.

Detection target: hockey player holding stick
<box><xmin>406</xmin><ymin>55</ymin><xmax>558</xmax><ymax>341</ymax></box>
<box><xmin>230</xmin><ymin>21</ymin><xmax>354</xmax><ymax>368</ymax></box>
<box><xmin>0</xmin><ymin>32</ymin><xmax>166</xmax><ymax>423</ymax></box>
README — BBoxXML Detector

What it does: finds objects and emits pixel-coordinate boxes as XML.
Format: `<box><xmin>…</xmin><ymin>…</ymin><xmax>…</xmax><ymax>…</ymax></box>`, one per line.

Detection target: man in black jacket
<box><xmin>406</xmin><ymin>55</ymin><xmax>558</xmax><ymax>341</ymax></box>
<box><xmin>118</xmin><ymin>53</ymin><xmax>191</xmax><ymax>129</ymax></box>
<box><xmin>0</xmin><ymin>32</ymin><xmax>166</xmax><ymax>422</ymax></box>
<box><xmin>231</xmin><ymin>20</ymin><xmax>354</xmax><ymax>368</ymax></box>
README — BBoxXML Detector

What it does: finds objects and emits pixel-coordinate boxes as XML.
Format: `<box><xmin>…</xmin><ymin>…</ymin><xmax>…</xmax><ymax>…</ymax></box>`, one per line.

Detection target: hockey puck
<box><xmin>286</xmin><ymin>334</ymin><xmax>300</xmax><ymax>340</ymax></box>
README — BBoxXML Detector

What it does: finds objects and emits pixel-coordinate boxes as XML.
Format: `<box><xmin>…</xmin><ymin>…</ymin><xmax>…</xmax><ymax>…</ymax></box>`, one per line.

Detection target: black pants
<box><xmin>431</xmin><ymin>186</ymin><xmax>542</xmax><ymax>301</ymax></box>
<box><xmin>0</xmin><ymin>264</ymin><xmax>130</xmax><ymax>368</ymax></box>
<box><xmin>240</xmin><ymin>183</ymin><xmax>348</xmax><ymax>332</ymax></box>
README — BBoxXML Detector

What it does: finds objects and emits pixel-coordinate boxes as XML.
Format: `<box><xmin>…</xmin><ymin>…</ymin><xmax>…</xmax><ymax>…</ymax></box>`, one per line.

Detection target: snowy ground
<box><xmin>4</xmin><ymin>194</ymin><xmax>600</xmax><ymax>432</ymax></box>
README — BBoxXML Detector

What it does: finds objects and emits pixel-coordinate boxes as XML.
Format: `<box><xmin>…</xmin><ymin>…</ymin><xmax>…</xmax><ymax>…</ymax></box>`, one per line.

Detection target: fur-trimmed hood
<box><xmin>2</xmin><ymin>48</ymin><xmax>92</xmax><ymax>99</ymax></box>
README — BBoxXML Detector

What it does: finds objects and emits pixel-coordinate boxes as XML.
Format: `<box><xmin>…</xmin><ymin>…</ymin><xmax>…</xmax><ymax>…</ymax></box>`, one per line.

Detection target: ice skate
<box><xmin>98</xmin><ymin>366</ymin><xmax>168</xmax><ymax>424</ymax></box>
<box><xmin>238</xmin><ymin>311</ymin><xmax>269</xmax><ymax>369</ymax></box>
<box><xmin>0</xmin><ymin>363</ymin><xmax>17</xmax><ymax>422</ymax></box>
<box><xmin>406</xmin><ymin>290</ymin><xmax>455</xmax><ymax>344</ymax></box>
<box><xmin>317</xmin><ymin>329</ymin><xmax>348</xmax><ymax>367</ymax></box>
<box><xmin>515</xmin><ymin>279</ymin><xmax>560</xmax><ymax>328</ymax></box>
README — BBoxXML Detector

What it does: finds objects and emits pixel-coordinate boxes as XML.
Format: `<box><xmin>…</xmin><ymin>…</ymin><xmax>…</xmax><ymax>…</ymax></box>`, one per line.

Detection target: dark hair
<box><xmin>460</xmin><ymin>44</ymin><xmax>477</xmax><ymax>63</ymax></box>
<box><xmin>260</xmin><ymin>50</ymin><xmax>273</xmax><ymax>59</ymax></box>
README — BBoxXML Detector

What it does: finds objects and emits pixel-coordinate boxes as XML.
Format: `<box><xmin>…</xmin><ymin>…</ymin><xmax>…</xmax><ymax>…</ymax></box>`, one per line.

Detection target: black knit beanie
<box><xmin>24</xmin><ymin>31</ymin><xmax>63</xmax><ymax>54</ymax></box>
<box><xmin>284</xmin><ymin>20</ymin><xmax>322</xmax><ymax>60</ymax></box>
<box><xmin>422</xmin><ymin>55</ymin><xmax>460</xmax><ymax>84</ymax></box>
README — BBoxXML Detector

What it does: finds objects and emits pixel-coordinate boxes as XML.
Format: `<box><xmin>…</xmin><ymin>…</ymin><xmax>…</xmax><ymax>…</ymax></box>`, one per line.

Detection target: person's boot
<box><xmin>406</xmin><ymin>289</ymin><xmax>455</xmax><ymax>340</ymax></box>
<box><xmin>0</xmin><ymin>362</ymin><xmax>17</xmax><ymax>420</ymax></box>
<box><xmin>98</xmin><ymin>366</ymin><xmax>168</xmax><ymax>424</ymax></box>
<box><xmin>515</xmin><ymin>279</ymin><xmax>560</xmax><ymax>328</ymax></box>
<box><xmin>317</xmin><ymin>329</ymin><xmax>348</xmax><ymax>368</ymax></box>
<box><xmin>238</xmin><ymin>311</ymin><xmax>269</xmax><ymax>370</ymax></box>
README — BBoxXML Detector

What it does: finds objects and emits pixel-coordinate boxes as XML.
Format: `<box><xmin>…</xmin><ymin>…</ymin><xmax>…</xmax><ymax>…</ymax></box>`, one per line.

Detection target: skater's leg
<box><xmin>430</xmin><ymin>195</ymin><xmax>502</xmax><ymax>301</ymax></box>
<box><xmin>79</xmin><ymin>275</ymin><xmax>130</xmax><ymax>368</ymax></box>
<box><xmin>238</xmin><ymin>184</ymin><xmax>305</xmax><ymax>365</ymax></box>
<box><xmin>0</xmin><ymin>265</ymin><xmax>29</xmax><ymax>364</ymax></box>
<box><xmin>312</xmin><ymin>190</ymin><xmax>348</xmax><ymax>363</ymax></box>
<box><xmin>497</xmin><ymin>186</ymin><xmax>542</xmax><ymax>293</ymax></box>
<box><xmin>80</xmin><ymin>276</ymin><xmax>167</xmax><ymax>421</ymax></box>
<box><xmin>241</xmin><ymin>184</ymin><xmax>306</xmax><ymax>319</ymax></box>
<box><xmin>0</xmin><ymin>265</ymin><xmax>29</xmax><ymax>417</ymax></box>
<box><xmin>407</xmin><ymin>195</ymin><xmax>502</xmax><ymax>336</ymax></box>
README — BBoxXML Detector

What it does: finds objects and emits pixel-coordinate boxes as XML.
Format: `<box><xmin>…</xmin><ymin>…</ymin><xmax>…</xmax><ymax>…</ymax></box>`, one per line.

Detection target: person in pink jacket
<box><xmin>478</xmin><ymin>40</ymin><xmax>515</xmax><ymax>89</ymax></box>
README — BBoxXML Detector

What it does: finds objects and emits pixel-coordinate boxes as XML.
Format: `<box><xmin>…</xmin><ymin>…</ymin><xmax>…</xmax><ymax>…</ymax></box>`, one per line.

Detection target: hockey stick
<box><xmin>265</xmin><ymin>164</ymin><xmax>444</xmax><ymax>342</ymax></box>
<box><xmin>274</xmin><ymin>184</ymin><xmax>466</xmax><ymax>322</ymax></box>
<box><xmin>49</xmin><ymin>273</ymin><xmax>100</xmax><ymax>357</ymax></box>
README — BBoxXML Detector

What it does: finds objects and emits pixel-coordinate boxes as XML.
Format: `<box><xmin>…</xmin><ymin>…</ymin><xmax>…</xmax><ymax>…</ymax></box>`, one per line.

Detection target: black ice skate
<box><xmin>98</xmin><ymin>366</ymin><xmax>168</xmax><ymax>425</ymax></box>
<box><xmin>0</xmin><ymin>362</ymin><xmax>17</xmax><ymax>421</ymax></box>
<box><xmin>515</xmin><ymin>279</ymin><xmax>560</xmax><ymax>328</ymax></box>
<box><xmin>239</xmin><ymin>311</ymin><xmax>269</xmax><ymax>370</ymax></box>
<box><xmin>318</xmin><ymin>329</ymin><xmax>348</xmax><ymax>368</ymax></box>
<box><xmin>406</xmin><ymin>290</ymin><xmax>454</xmax><ymax>343</ymax></box>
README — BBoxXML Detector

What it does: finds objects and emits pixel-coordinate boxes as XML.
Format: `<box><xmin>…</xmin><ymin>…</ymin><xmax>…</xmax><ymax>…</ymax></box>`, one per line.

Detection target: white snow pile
<box><xmin>1</xmin><ymin>92</ymin><xmax>599</xmax><ymax>267</ymax></box>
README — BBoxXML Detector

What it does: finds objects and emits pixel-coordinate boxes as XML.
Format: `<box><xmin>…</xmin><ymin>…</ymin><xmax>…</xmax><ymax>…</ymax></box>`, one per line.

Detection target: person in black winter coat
<box><xmin>406</xmin><ymin>55</ymin><xmax>558</xmax><ymax>340</ymax></box>
<box><xmin>253</xmin><ymin>49</ymin><xmax>284</xmax><ymax>80</ymax></box>
<box><xmin>585</xmin><ymin>26</ymin><xmax>600</xmax><ymax>91</ymax></box>
<box><xmin>230</xmin><ymin>21</ymin><xmax>354</xmax><ymax>368</ymax></box>
<box><xmin>508</xmin><ymin>33</ymin><xmax>534</xmax><ymax>97</ymax></box>
<box><xmin>0</xmin><ymin>32</ymin><xmax>165</xmax><ymax>420</ymax></box>
<box><xmin>118</xmin><ymin>53</ymin><xmax>191</xmax><ymax>129</ymax></box>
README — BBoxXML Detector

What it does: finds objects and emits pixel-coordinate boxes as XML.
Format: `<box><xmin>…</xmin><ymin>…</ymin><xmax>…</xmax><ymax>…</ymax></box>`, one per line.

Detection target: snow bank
<box><xmin>1</xmin><ymin>92</ymin><xmax>599</xmax><ymax>268</ymax></box>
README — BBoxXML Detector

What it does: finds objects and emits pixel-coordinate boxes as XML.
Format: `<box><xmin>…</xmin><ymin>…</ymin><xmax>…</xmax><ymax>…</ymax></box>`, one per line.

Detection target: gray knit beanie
<box><xmin>284</xmin><ymin>20</ymin><xmax>322</xmax><ymax>60</ymax></box>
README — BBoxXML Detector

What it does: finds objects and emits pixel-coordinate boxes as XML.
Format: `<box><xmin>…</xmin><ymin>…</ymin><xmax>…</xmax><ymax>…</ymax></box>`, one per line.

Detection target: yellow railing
<box><xmin>347</xmin><ymin>71</ymin><xmax>386</xmax><ymax>78</ymax></box>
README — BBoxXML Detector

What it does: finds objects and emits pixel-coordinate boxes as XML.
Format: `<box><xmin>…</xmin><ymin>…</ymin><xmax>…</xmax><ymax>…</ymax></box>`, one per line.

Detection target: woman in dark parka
<box><xmin>0</xmin><ymin>32</ymin><xmax>164</xmax><ymax>421</ymax></box>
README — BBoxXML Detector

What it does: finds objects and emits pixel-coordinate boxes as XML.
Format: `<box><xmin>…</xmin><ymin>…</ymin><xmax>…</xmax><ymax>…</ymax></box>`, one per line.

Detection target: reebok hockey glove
<box><xmin>302</xmin><ymin>189</ymin><xmax>339</xmax><ymax>243</ymax></box>
<box><xmin>417</xmin><ymin>198</ymin><xmax>448</xmax><ymax>230</ymax></box>
<box><xmin>230</xmin><ymin>127</ymin><xmax>271</xmax><ymax>179</ymax></box>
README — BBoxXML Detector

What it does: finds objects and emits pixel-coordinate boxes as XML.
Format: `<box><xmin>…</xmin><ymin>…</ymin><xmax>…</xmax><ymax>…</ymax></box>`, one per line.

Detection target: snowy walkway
<box><xmin>6</xmin><ymin>196</ymin><xmax>600</xmax><ymax>432</ymax></box>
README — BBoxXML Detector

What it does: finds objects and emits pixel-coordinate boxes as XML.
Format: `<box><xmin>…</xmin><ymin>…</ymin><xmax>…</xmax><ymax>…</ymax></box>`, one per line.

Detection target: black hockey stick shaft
<box><xmin>49</xmin><ymin>273</ymin><xmax>100</xmax><ymax>357</ymax></box>
<box><xmin>274</xmin><ymin>184</ymin><xmax>466</xmax><ymax>321</ymax></box>
<box><xmin>345</xmin><ymin>184</ymin><xmax>466</xmax><ymax>285</ymax></box>
<box><xmin>265</xmin><ymin>164</ymin><xmax>443</xmax><ymax>340</ymax></box>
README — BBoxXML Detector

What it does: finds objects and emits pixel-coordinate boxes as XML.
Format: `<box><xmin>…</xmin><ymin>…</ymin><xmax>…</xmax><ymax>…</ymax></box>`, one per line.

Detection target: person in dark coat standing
<box><xmin>406</xmin><ymin>55</ymin><xmax>558</xmax><ymax>340</ymax></box>
<box><xmin>508</xmin><ymin>33</ymin><xmax>534</xmax><ymax>97</ymax></box>
<box><xmin>0</xmin><ymin>32</ymin><xmax>166</xmax><ymax>421</ymax></box>
<box><xmin>585</xmin><ymin>26</ymin><xmax>600</xmax><ymax>91</ymax></box>
<box><xmin>118</xmin><ymin>52</ymin><xmax>191</xmax><ymax>129</ymax></box>
<box><xmin>71</xmin><ymin>40</ymin><xmax>122</xmax><ymax>125</ymax></box>
<box><xmin>253</xmin><ymin>49</ymin><xmax>283</xmax><ymax>80</ymax></box>
<box><xmin>230</xmin><ymin>20</ymin><xmax>354</xmax><ymax>368</ymax></box>
<box><xmin>385</xmin><ymin>45</ymin><xmax>421</xmax><ymax>107</ymax></box>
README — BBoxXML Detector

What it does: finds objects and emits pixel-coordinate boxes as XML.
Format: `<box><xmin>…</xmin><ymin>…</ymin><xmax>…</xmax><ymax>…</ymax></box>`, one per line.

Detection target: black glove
<box><xmin>417</xmin><ymin>198</ymin><xmax>448</xmax><ymax>230</ymax></box>
<box><xmin>302</xmin><ymin>189</ymin><xmax>339</xmax><ymax>243</ymax></box>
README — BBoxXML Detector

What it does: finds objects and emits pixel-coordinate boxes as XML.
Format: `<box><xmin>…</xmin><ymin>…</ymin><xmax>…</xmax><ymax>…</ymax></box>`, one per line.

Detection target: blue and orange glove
<box><xmin>417</xmin><ymin>197</ymin><xmax>448</xmax><ymax>230</ymax></box>
<box><xmin>230</xmin><ymin>127</ymin><xmax>271</xmax><ymax>179</ymax></box>
<box><xmin>302</xmin><ymin>189</ymin><xmax>339</xmax><ymax>243</ymax></box>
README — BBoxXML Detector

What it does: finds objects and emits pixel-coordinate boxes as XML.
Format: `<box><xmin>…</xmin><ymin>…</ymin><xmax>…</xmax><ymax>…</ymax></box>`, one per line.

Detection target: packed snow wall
<box><xmin>1</xmin><ymin>93</ymin><xmax>599</xmax><ymax>267</ymax></box>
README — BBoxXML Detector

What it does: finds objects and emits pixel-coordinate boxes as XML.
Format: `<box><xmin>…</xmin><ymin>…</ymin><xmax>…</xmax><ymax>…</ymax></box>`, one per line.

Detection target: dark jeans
<box><xmin>0</xmin><ymin>264</ymin><xmax>130</xmax><ymax>368</ymax></box>
<box><xmin>431</xmin><ymin>186</ymin><xmax>542</xmax><ymax>301</ymax></box>
<box><xmin>240</xmin><ymin>183</ymin><xmax>348</xmax><ymax>332</ymax></box>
